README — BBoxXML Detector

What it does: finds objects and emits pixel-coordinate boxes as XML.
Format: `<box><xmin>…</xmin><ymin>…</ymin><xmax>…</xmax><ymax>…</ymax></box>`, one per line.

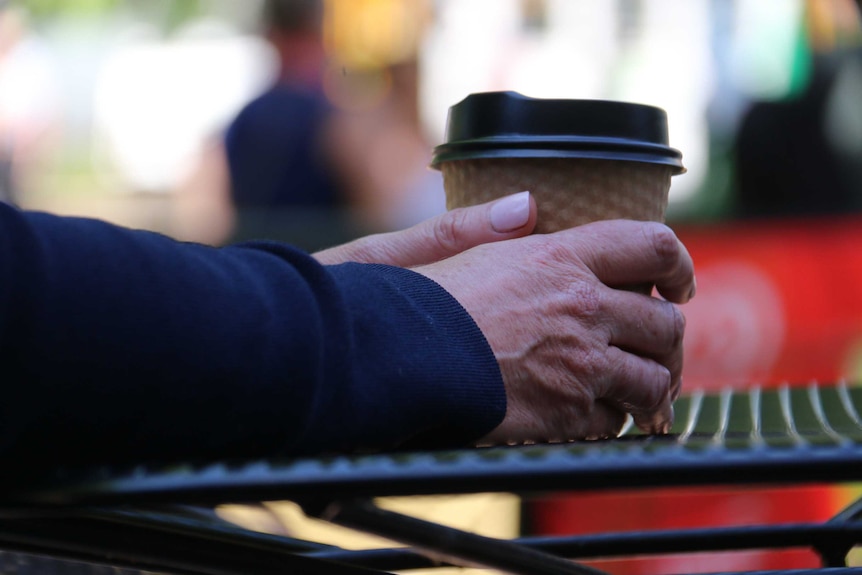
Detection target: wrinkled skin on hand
<box><xmin>414</xmin><ymin>220</ymin><xmax>695</xmax><ymax>444</ymax></box>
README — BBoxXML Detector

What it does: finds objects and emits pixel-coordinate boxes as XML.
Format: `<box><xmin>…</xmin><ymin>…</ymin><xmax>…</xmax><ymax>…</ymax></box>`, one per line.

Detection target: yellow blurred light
<box><xmin>323</xmin><ymin>0</ymin><xmax>431</xmax><ymax>69</ymax></box>
<box><xmin>805</xmin><ymin>0</ymin><xmax>862</xmax><ymax>52</ymax></box>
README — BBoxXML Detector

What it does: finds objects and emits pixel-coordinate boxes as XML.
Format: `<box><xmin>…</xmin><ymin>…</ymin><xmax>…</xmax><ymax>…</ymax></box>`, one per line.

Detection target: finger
<box><xmin>633</xmin><ymin>397</ymin><xmax>674</xmax><ymax>434</ymax></box>
<box><xmin>567</xmin><ymin>220</ymin><xmax>695</xmax><ymax>304</ymax></box>
<box><xmin>397</xmin><ymin>191</ymin><xmax>538</xmax><ymax>265</ymax></box>
<box><xmin>600</xmin><ymin>293</ymin><xmax>685</xmax><ymax>398</ymax></box>
<box><xmin>601</xmin><ymin>290</ymin><xmax>685</xmax><ymax>357</ymax></box>
<box><xmin>655</xmin><ymin>238</ymin><xmax>696</xmax><ymax>304</ymax></box>
<box><xmin>315</xmin><ymin>191</ymin><xmax>537</xmax><ymax>267</ymax></box>
<box><xmin>600</xmin><ymin>347</ymin><xmax>674</xmax><ymax>433</ymax></box>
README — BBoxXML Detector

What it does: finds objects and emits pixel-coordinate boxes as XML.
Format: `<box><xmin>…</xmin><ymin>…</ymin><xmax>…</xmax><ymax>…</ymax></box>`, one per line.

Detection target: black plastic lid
<box><xmin>431</xmin><ymin>91</ymin><xmax>685</xmax><ymax>173</ymax></box>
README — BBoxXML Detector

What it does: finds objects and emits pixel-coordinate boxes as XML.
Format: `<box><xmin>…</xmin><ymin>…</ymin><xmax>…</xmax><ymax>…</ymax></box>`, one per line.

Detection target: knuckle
<box><xmin>533</xmin><ymin>234</ymin><xmax>579</xmax><ymax>269</ymax></box>
<box><xmin>646</xmin><ymin>223</ymin><xmax>680</xmax><ymax>268</ymax></box>
<box><xmin>432</xmin><ymin>209</ymin><xmax>466</xmax><ymax>254</ymax></box>
<box><xmin>650</xmin><ymin>302</ymin><xmax>686</xmax><ymax>364</ymax></box>
<box><xmin>581</xmin><ymin>344</ymin><xmax>610</xmax><ymax>376</ymax></box>
<box><xmin>603</xmin><ymin>350</ymin><xmax>629</xmax><ymax>385</ymax></box>
<box><xmin>529</xmin><ymin>235</ymin><xmax>590</xmax><ymax>287</ymax></box>
<box><xmin>564</xmin><ymin>279</ymin><xmax>603</xmax><ymax>320</ymax></box>
<box><xmin>559</xmin><ymin>340</ymin><xmax>607</xmax><ymax>394</ymax></box>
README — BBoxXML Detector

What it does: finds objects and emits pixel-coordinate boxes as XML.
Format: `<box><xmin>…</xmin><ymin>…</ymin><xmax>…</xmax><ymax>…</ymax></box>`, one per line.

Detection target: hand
<box><xmin>415</xmin><ymin>220</ymin><xmax>696</xmax><ymax>443</ymax></box>
<box><xmin>314</xmin><ymin>191</ymin><xmax>537</xmax><ymax>266</ymax></box>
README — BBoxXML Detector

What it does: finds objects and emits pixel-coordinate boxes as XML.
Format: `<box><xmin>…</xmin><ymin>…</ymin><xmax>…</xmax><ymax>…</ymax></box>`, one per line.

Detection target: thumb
<box><xmin>315</xmin><ymin>191</ymin><xmax>537</xmax><ymax>267</ymax></box>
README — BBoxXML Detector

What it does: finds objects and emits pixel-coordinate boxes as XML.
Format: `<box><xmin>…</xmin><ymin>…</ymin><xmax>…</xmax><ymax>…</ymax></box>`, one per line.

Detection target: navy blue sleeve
<box><xmin>0</xmin><ymin>203</ymin><xmax>505</xmax><ymax>470</ymax></box>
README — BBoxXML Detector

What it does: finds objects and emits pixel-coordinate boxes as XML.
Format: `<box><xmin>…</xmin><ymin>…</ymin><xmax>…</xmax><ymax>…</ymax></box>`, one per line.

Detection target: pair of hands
<box><xmin>314</xmin><ymin>191</ymin><xmax>695</xmax><ymax>444</ymax></box>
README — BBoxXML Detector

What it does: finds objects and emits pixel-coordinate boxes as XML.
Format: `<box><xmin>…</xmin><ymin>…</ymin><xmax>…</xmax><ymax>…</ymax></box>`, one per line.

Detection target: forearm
<box><xmin>0</xmin><ymin>204</ymin><xmax>504</xmax><ymax>470</ymax></box>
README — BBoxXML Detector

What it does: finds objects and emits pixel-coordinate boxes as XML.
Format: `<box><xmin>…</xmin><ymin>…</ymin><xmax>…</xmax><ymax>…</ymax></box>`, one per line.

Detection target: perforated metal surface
<box><xmin>3</xmin><ymin>382</ymin><xmax>862</xmax><ymax>508</ymax></box>
<box><xmin>2</xmin><ymin>383</ymin><xmax>862</xmax><ymax>575</ymax></box>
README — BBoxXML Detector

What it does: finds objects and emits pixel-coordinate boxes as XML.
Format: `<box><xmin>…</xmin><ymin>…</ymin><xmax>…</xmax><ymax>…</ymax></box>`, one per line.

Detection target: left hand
<box><xmin>314</xmin><ymin>191</ymin><xmax>537</xmax><ymax>266</ymax></box>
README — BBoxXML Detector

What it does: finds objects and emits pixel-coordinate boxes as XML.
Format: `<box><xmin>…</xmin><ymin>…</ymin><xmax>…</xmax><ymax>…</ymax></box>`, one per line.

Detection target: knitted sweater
<box><xmin>0</xmin><ymin>203</ymin><xmax>505</xmax><ymax>470</ymax></box>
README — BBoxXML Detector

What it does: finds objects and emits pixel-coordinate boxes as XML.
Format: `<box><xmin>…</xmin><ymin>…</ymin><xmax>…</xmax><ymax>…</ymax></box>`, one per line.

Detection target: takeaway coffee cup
<box><xmin>430</xmin><ymin>91</ymin><xmax>686</xmax><ymax>234</ymax></box>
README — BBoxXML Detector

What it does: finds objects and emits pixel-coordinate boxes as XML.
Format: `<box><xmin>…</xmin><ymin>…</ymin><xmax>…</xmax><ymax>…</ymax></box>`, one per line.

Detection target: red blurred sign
<box><xmin>679</xmin><ymin>214</ymin><xmax>862</xmax><ymax>389</ymax></box>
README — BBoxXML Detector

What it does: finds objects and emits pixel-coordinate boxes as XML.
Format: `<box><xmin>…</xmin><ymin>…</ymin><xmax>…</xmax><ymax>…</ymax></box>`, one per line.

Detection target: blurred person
<box><xmin>176</xmin><ymin>0</ymin><xmax>443</xmax><ymax>247</ymax></box>
<box><xmin>176</xmin><ymin>0</ymin><xmax>358</xmax><ymax>249</ymax></box>
<box><xmin>0</xmin><ymin>2</ymin><xmax>62</xmax><ymax>205</ymax></box>
<box><xmin>0</xmin><ymin>191</ymin><xmax>693</xmax><ymax>469</ymax></box>
<box><xmin>224</xmin><ymin>0</ymin><xmax>366</xmax><ymax>249</ymax></box>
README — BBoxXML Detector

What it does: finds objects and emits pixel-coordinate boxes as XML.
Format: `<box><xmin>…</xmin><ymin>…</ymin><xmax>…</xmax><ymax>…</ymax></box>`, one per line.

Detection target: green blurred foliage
<box><xmin>17</xmin><ymin>0</ymin><xmax>121</xmax><ymax>18</ymax></box>
<box><xmin>18</xmin><ymin>0</ymin><xmax>204</xmax><ymax>33</ymax></box>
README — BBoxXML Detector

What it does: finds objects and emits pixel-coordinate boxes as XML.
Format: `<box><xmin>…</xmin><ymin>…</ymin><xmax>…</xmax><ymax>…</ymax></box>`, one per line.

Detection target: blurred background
<box><xmin>6</xmin><ymin>0</ymin><xmax>860</xmax><ymax>240</ymax></box>
<box><xmin>3</xmin><ymin>0</ymin><xmax>862</xmax><ymax>573</ymax></box>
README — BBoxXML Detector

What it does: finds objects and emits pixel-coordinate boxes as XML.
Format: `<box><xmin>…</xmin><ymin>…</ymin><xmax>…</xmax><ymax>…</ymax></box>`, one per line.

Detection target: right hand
<box><xmin>414</xmin><ymin>219</ymin><xmax>696</xmax><ymax>444</ymax></box>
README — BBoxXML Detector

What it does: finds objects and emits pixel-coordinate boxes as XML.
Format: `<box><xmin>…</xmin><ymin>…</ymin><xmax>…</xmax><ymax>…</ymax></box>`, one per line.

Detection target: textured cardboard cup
<box><xmin>441</xmin><ymin>157</ymin><xmax>672</xmax><ymax>234</ymax></box>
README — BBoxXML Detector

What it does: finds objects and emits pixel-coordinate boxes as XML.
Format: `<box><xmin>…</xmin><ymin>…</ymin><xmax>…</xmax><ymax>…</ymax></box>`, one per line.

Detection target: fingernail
<box><xmin>490</xmin><ymin>191</ymin><xmax>531</xmax><ymax>232</ymax></box>
<box><xmin>688</xmin><ymin>275</ymin><xmax>697</xmax><ymax>301</ymax></box>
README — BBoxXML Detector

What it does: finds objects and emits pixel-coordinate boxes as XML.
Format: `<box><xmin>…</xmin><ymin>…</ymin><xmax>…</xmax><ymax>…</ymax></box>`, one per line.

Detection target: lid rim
<box><xmin>433</xmin><ymin>137</ymin><xmax>682</xmax><ymax>155</ymax></box>
<box><xmin>430</xmin><ymin>148</ymin><xmax>686</xmax><ymax>175</ymax></box>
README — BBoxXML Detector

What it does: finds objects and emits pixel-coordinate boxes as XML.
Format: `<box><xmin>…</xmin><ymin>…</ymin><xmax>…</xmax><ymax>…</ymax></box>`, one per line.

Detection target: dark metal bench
<box><xmin>2</xmin><ymin>382</ymin><xmax>862</xmax><ymax>574</ymax></box>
